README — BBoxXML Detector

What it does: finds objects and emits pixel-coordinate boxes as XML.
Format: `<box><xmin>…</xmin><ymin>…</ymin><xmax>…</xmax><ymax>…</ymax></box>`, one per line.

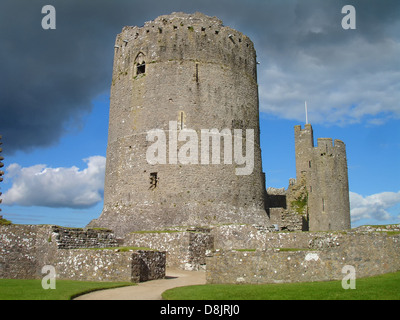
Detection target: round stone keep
<box><xmin>89</xmin><ymin>12</ymin><xmax>268</xmax><ymax>236</ymax></box>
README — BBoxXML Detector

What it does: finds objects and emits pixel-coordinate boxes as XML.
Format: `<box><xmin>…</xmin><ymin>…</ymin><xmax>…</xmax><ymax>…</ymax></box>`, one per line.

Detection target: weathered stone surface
<box><xmin>131</xmin><ymin>250</ymin><xmax>166</xmax><ymax>282</ymax></box>
<box><xmin>51</xmin><ymin>226</ymin><xmax>120</xmax><ymax>249</ymax></box>
<box><xmin>0</xmin><ymin>225</ymin><xmax>56</xmax><ymax>279</ymax></box>
<box><xmin>292</xmin><ymin>124</ymin><xmax>351</xmax><ymax>231</ymax></box>
<box><xmin>88</xmin><ymin>12</ymin><xmax>269</xmax><ymax>236</ymax></box>
<box><xmin>0</xmin><ymin>225</ymin><xmax>165</xmax><ymax>282</ymax></box>
<box><xmin>124</xmin><ymin>227</ymin><xmax>213</xmax><ymax>270</ymax></box>
<box><xmin>206</xmin><ymin>231</ymin><xmax>400</xmax><ymax>284</ymax></box>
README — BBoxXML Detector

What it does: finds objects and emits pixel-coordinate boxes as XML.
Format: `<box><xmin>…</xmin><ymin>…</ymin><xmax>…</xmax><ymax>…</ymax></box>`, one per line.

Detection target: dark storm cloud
<box><xmin>0</xmin><ymin>0</ymin><xmax>170</xmax><ymax>154</ymax></box>
<box><xmin>0</xmin><ymin>1</ymin><xmax>113</xmax><ymax>154</ymax></box>
<box><xmin>1</xmin><ymin>0</ymin><xmax>399</xmax><ymax>154</ymax></box>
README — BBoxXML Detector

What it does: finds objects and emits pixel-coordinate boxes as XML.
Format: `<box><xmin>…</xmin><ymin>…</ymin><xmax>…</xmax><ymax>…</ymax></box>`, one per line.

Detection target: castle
<box><xmin>88</xmin><ymin>11</ymin><xmax>350</xmax><ymax>236</ymax></box>
<box><xmin>88</xmin><ymin>12</ymin><xmax>267</xmax><ymax>235</ymax></box>
<box><xmin>1</xmin><ymin>13</ymin><xmax>398</xmax><ymax>286</ymax></box>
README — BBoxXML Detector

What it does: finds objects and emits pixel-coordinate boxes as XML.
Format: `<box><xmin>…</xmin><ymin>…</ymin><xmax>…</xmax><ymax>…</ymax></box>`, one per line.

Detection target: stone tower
<box><xmin>89</xmin><ymin>12</ymin><xmax>268</xmax><ymax>236</ymax></box>
<box><xmin>293</xmin><ymin>124</ymin><xmax>351</xmax><ymax>231</ymax></box>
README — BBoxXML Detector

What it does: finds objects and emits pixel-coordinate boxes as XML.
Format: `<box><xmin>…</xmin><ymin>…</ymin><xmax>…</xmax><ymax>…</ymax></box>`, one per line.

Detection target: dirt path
<box><xmin>73</xmin><ymin>269</ymin><xmax>206</xmax><ymax>300</ymax></box>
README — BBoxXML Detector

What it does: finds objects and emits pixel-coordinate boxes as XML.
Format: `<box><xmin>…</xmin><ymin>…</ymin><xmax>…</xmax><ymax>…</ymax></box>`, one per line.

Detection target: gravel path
<box><xmin>74</xmin><ymin>269</ymin><xmax>206</xmax><ymax>300</ymax></box>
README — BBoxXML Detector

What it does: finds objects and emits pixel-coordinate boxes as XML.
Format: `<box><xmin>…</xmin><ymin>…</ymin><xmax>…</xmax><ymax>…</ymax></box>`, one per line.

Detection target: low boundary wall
<box><xmin>0</xmin><ymin>225</ymin><xmax>165</xmax><ymax>282</ymax></box>
<box><xmin>206</xmin><ymin>232</ymin><xmax>400</xmax><ymax>284</ymax></box>
<box><xmin>2</xmin><ymin>223</ymin><xmax>399</xmax><ymax>284</ymax></box>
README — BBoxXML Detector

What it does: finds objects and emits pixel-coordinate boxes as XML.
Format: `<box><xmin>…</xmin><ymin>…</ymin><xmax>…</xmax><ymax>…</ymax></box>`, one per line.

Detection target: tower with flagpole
<box><xmin>291</xmin><ymin>101</ymin><xmax>351</xmax><ymax>231</ymax></box>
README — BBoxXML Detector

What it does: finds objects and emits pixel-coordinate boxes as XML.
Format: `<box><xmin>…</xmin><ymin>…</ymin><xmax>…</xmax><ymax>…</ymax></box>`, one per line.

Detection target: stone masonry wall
<box><xmin>124</xmin><ymin>227</ymin><xmax>213</xmax><ymax>270</ymax></box>
<box><xmin>0</xmin><ymin>225</ymin><xmax>165</xmax><ymax>282</ymax></box>
<box><xmin>0</xmin><ymin>225</ymin><xmax>56</xmax><ymax>279</ymax></box>
<box><xmin>55</xmin><ymin>249</ymin><xmax>165</xmax><ymax>282</ymax></box>
<box><xmin>211</xmin><ymin>224</ymin><xmax>400</xmax><ymax>251</ymax></box>
<box><xmin>131</xmin><ymin>250</ymin><xmax>167</xmax><ymax>282</ymax></box>
<box><xmin>54</xmin><ymin>249</ymin><xmax>133</xmax><ymax>282</ymax></box>
<box><xmin>3</xmin><ymin>223</ymin><xmax>399</xmax><ymax>284</ymax></box>
<box><xmin>51</xmin><ymin>226</ymin><xmax>120</xmax><ymax>249</ymax></box>
<box><xmin>206</xmin><ymin>232</ymin><xmax>400</xmax><ymax>284</ymax></box>
<box><xmin>266</xmin><ymin>187</ymin><xmax>306</xmax><ymax>232</ymax></box>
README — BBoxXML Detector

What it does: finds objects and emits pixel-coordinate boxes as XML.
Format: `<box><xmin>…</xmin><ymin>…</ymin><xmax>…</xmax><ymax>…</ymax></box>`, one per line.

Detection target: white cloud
<box><xmin>256</xmin><ymin>13</ymin><xmax>400</xmax><ymax>126</ymax></box>
<box><xmin>3</xmin><ymin>156</ymin><xmax>106</xmax><ymax>209</ymax></box>
<box><xmin>350</xmin><ymin>190</ymin><xmax>400</xmax><ymax>223</ymax></box>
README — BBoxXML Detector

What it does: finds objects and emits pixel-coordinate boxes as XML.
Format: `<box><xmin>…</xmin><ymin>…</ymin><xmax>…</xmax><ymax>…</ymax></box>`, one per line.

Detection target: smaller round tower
<box><xmin>293</xmin><ymin>124</ymin><xmax>351</xmax><ymax>231</ymax></box>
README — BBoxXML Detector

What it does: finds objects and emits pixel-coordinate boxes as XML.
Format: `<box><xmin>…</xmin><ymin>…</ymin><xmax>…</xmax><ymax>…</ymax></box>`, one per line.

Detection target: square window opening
<box><xmin>137</xmin><ymin>63</ymin><xmax>146</xmax><ymax>75</ymax></box>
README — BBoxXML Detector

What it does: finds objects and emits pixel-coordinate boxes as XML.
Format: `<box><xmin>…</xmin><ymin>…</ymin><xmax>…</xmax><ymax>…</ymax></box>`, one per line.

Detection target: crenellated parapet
<box><xmin>112</xmin><ymin>12</ymin><xmax>257</xmax><ymax>85</ymax></box>
<box><xmin>315</xmin><ymin>138</ymin><xmax>347</xmax><ymax>158</ymax></box>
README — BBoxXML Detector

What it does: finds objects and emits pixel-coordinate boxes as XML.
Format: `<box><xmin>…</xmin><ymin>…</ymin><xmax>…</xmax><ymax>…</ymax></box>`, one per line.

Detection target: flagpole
<box><xmin>305</xmin><ymin>101</ymin><xmax>308</xmax><ymax>124</ymax></box>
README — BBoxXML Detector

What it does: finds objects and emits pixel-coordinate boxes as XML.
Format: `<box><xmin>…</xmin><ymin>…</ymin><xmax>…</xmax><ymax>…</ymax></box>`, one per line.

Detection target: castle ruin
<box><xmin>89</xmin><ymin>12</ymin><xmax>351</xmax><ymax>236</ymax></box>
<box><xmin>1</xmin><ymin>13</ymin><xmax>398</xmax><ymax>286</ymax></box>
<box><xmin>88</xmin><ymin>12</ymin><xmax>268</xmax><ymax>235</ymax></box>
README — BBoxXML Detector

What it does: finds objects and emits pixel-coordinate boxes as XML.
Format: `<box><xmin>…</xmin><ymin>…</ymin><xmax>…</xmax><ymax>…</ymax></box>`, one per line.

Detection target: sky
<box><xmin>0</xmin><ymin>0</ymin><xmax>399</xmax><ymax>228</ymax></box>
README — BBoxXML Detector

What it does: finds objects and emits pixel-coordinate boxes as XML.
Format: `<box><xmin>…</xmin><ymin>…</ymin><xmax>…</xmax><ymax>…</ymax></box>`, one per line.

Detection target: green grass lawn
<box><xmin>162</xmin><ymin>271</ymin><xmax>400</xmax><ymax>300</ymax></box>
<box><xmin>0</xmin><ymin>279</ymin><xmax>134</xmax><ymax>300</ymax></box>
<box><xmin>2</xmin><ymin>271</ymin><xmax>399</xmax><ymax>300</ymax></box>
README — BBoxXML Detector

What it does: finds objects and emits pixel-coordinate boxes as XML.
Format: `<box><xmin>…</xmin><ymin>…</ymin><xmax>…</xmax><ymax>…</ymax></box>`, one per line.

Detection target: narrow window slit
<box><xmin>149</xmin><ymin>172</ymin><xmax>158</xmax><ymax>190</ymax></box>
<box><xmin>179</xmin><ymin>111</ymin><xmax>185</xmax><ymax>130</ymax></box>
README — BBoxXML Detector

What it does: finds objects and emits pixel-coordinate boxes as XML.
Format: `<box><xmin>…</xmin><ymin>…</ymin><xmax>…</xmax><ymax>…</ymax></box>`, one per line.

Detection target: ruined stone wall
<box><xmin>211</xmin><ymin>225</ymin><xmax>337</xmax><ymax>250</ymax></box>
<box><xmin>265</xmin><ymin>185</ymin><xmax>307</xmax><ymax>232</ymax></box>
<box><xmin>124</xmin><ymin>230</ymin><xmax>190</xmax><ymax>269</ymax></box>
<box><xmin>0</xmin><ymin>225</ymin><xmax>56</xmax><ymax>279</ymax></box>
<box><xmin>211</xmin><ymin>224</ymin><xmax>270</xmax><ymax>250</ymax></box>
<box><xmin>207</xmin><ymin>232</ymin><xmax>400</xmax><ymax>284</ymax></box>
<box><xmin>90</xmin><ymin>12</ymin><xmax>269</xmax><ymax>236</ymax></box>
<box><xmin>131</xmin><ymin>250</ymin><xmax>166</xmax><ymax>282</ymax></box>
<box><xmin>55</xmin><ymin>249</ymin><xmax>165</xmax><ymax>282</ymax></box>
<box><xmin>124</xmin><ymin>227</ymin><xmax>213</xmax><ymax>270</ymax></box>
<box><xmin>54</xmin><ymin>249</ymin><xmax>132</xmax><ymax>282</ymax></box>
<box><xmin>0</xmin><ymin>225</ymin><xmax>165</xmax><ymax>282</ymax></box>
<box><xmin>51</xmin><ymin>226</ymin><xmax>120</xmax><ymax>249</ymax></box>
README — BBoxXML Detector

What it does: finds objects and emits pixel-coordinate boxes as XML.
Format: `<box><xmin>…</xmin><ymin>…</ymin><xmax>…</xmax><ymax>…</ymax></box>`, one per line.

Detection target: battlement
<box><xmin>314</xmin><ymin>138</ymin><xmax>347</xmax><ymax>159</ymax></box>
<box><xmin>112</xmin><ymin>12</ymin><xmax>257</xmax><ymax>83</ymax></box>
<box><xmin>294</xmin><ymin>124</ymin><xmax>312</xmax><ymax>133</ymax></box>
<box><xmin>316</xmin><ymin>137</ymin><xmax>332</xmax><ymax>146</ymax></box>
<box><xmin>333</xmin><ymin>139</ymin><xmax>345</xmax><ymax>148</ymax></box>
<box><xmin>148</xmin><ymin>12</ymin><xmax>223</xmax><ymax>29</ymax></box>
<box><xmin>315</xmin><ymin>138</ymin><xmax>345</xmax><ymax>148</ymax></box>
